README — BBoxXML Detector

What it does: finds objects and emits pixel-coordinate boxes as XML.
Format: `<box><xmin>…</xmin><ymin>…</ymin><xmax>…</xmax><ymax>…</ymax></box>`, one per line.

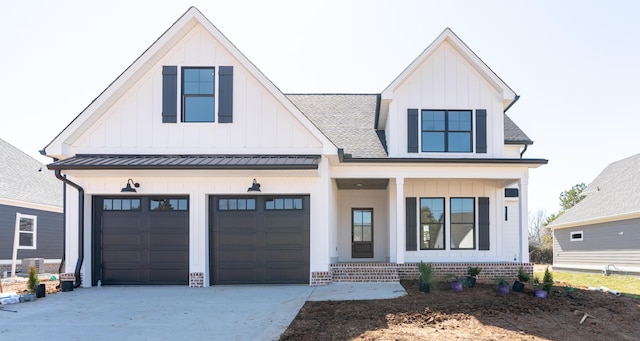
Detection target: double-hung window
<box><xmin>450</xmin><ymin>198</ymin><xmax>475</xmax><ymax>249</ymax></box>
<box><xmin>419</xmin><ymin>198</ymin><xmax>445</xmax><ymax>250</ymax></box>
<box><xmin>421</xmin><ymin>110</ymin><xmax>472</xmax><ymax>152</ymax></box>
<box><xmin>182</xmin><ymin>67</ymin><xmax>215</xmax><ymax>122</ymax></box>
<box><xmin>17</xmin><ymin>213</ymin><xmax>37</xmax><ymax>249</ymax></box>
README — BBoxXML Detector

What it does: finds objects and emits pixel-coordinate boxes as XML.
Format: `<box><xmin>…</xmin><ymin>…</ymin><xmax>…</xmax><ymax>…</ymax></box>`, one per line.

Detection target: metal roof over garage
<box><xmin>48</xmin><ymin>154</ymin><xmax>321</xmax><ymax>170</ymax></box>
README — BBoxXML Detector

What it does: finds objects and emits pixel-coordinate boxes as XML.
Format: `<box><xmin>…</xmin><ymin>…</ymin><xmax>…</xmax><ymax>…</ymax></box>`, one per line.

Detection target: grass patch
<box><xmin>535</xmin><ymin>270</ymin><xmax>640</xmax><ymax>299</ymax></box>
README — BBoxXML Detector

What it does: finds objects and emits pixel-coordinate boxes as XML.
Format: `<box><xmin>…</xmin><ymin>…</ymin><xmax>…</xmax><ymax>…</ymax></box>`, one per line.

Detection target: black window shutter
<box><xmin>405</xmin><ymin>197</ymin><xmax>417</xmax><ymax>251</ymax></box>
<box><xmin>476</xmin><ymin>109</ymin><xmax>487</xmax><ymax>153</ymax></box>
<box><xmin>478</xmin><ymin>197</ymin><xmax>490</xmax><ymax>250</ymax></box>
<box><xmin>162</xmin><ymin>66</ymin><xmax>177</xmax><ymax>123</ymax></box>
<box><xmin>407</xmin><ymin>109</ymin><xmax>418</xmax><ymax>153</ymax></box>
<box><xmin>218</xmin><ymin>66</ymin><xmax>233</xmax><ymax>123</ymax></box>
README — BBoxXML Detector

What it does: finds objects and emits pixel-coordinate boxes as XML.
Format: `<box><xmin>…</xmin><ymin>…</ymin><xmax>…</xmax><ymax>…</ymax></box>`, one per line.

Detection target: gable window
<box><xmin>419</xmin><ymin>198</ymin><xmax>445</xmax><ymax>250</ymax></box>
<box><xmin>182</xmin><ymin>67</ymin><xmax>215</xmax><ymax>122</ymax></box>
<box><xmin>450</xmin><ymin>198</ymin><xmax>475</xmax><ymax>249</ymax></box>
<box><xmin>421</xmin><ymin>110</ymin><xmax>472</xmax><ymax>152</ymax></box>
<box><xmin>570</xmin><ymin>231</ymin><xmax>583</xmax><ymax>241</ymax></box>
<box><xmin>17</xmin><ymin>213</ymin><xmax>37</xmax><ymax>249</ymax></box>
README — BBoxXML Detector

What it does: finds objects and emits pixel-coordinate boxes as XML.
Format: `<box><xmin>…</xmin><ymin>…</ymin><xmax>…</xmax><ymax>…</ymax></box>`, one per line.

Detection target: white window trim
<box><xmin>16</xmin><ymin>213</ymin><xmax>37</xmax><ymax>250</ymax></box>
<box><xmin>178</xmin><ymin>65</ymin><xmax>219</xmax><ymax>124</ymax></box>
<box><xmin>570</xmin><ymin>230</ymin><xmax>583</xmax><ymax>242</ymax></box>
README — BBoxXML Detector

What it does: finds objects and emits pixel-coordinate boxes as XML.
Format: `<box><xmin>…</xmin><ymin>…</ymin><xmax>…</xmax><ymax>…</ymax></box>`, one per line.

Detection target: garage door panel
<box><xmin>215</xmin><ymin>231</ymin><xmax>257</xmax><ymax>245</ymax></box>
<box><xmin>216</xmin><ymin>249</ymin><xmax>257</xmax><ymax>262</ymax></box>
<box><xmin>210</xmin><ymin>195</ymin><xmax>310</xmax><ymax>285</ymax></box>
<box><xmin>265</xmin><ymin>231</ymin><xmax>308</xmax><ymax>245</ymax></box>
<box><xmin>95</xmin><ymin>196</ymin><xmax>189</xmax><ymax>285</ymax></box>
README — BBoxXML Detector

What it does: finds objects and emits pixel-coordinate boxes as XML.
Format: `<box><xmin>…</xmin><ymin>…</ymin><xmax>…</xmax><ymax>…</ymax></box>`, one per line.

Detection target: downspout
<box><xmin>519</xmin><ymin>144</ymin><xmax>528</xmax><ymax>159</ymax></box>
<box><xmin>58</xmin><ymin>178</ymin><xmax>66</xmax><ymax>274</ymax></box>
<box><xmin>54</xmin><ymin>169</ymin><xmax>84</xmax><ymax>288</ymax></box>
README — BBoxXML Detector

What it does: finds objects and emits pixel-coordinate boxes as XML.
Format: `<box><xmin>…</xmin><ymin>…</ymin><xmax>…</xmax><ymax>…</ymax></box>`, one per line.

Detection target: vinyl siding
<box><xmin>553</xmin><ymin>218</ymin><xmax>640</xmax><ymax>273</ymax></box>
<box><xmin>0</xmin><ymin>204</ymin><xmax>63</xmax><ymax>260</ymax></box>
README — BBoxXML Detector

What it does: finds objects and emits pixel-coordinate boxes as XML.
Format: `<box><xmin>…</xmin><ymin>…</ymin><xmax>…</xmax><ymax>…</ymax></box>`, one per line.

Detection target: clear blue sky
<box><xmin>1</xmin><ymin>0</ymin><xmax>638</xmax><ymax>216</ymax></box>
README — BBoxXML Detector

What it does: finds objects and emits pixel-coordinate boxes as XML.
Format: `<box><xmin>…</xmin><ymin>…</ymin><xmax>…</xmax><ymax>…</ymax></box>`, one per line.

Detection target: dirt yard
<box><xmin>280</xmin><ymin>280</ymin><xmax>640</xmax><ymax>341</ymax></box>
<box><xmin>1</xmin><ymin>277</ymin><xmax>60</xmax><ymax>296</ymax></box>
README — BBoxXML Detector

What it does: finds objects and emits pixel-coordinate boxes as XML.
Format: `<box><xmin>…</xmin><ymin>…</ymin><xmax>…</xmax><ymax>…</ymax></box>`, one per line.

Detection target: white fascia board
<box><xmin>550</xmin><ymin>211</ymin><xmax>640</xmax><ymax>230</ymax></box>
<box><xmin>0</xmin><ymin>198</ymin><xmax>63</xmax><ymax>213</ymax></box>
<box><xmin>380</xmin><ymin>28</ymin><xmax>516</xmax><ymax>106</ymax></box>
<box><xmin>44</xmin><ymin>7</ymin><xmax>336</xmax><ymax>159</ymax></box>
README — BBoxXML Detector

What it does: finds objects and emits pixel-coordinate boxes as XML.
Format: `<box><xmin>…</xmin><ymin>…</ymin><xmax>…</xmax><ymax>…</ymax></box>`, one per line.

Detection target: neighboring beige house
<box><xmin>550</xmin><ymin>153</ymin><xmax>640</xmax><ymax>275</ymax></box>
<box><xmin>43</xmin><ymin>7</ymin><xmax>546</xmax><ymax>287</ymax></box>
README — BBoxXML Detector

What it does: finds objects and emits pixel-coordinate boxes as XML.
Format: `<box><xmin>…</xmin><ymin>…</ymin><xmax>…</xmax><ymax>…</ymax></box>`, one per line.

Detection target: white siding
<box><xmin>71</xmin><ymin>24</ymin><xmax>323</xmax><ymax>155</ymax></box>
<box><xmin>385</xmin><ymin>41</ymin><xmax>505</xmax><ymax>158</ymax></box>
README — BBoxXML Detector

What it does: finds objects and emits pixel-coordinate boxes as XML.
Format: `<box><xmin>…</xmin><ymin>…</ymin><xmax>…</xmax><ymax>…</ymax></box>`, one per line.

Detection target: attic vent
<box><xmin>505</xmin><ymin>188</ymin><xmax>519</xmax><ymax>198</ymax></box>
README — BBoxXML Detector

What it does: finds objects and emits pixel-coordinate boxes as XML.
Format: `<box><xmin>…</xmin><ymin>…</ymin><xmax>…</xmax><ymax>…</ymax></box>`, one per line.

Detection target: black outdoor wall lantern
<box><xmin>121</xmin><ymin>178</ymin><xmax>140</xmax><ymax>193</ymax></box>
<box><xmin>247</xmin><ymin>178</ymin><xmax>261</xmax><ymax>192</ymax></box>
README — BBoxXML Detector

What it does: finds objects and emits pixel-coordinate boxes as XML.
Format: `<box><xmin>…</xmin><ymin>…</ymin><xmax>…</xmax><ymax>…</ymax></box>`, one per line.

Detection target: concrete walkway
<box><xmin>0</xmin><ymin>282</ymin><xmax>405</xmax><ymax>340</ymax></box>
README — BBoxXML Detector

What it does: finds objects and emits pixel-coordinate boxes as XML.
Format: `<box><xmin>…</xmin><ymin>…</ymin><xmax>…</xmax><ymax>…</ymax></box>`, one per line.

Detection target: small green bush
<box><xmin>27</xmin><ymin>266</ymin><xmax>40</xmax><ymax>293</ymax></box>
<box><xmin>542</xmin><ymin>266</ymin><xmax>554</xmax><ymax>293</ymax></box>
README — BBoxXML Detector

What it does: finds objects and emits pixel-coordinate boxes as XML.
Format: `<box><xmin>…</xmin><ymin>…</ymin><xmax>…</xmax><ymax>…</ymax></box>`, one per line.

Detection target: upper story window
<box><xmin>421</xmin><ymin>110</ymin><xmax>472</xmax><ymax>152</ymax></box>
<box><xmin>182</xmin><ymin>67</ymin><xmax>215</xmax><ymax>122</ymax></box>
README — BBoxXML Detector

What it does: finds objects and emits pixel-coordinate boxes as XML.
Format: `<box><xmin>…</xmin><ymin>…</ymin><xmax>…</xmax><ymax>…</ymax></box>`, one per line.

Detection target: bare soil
<box><xmin>1</xmin><ymin>278</ymin><xmax>60</xmax><ymax>296</ymax></box>
<box><xmin>280</xmin><ymin>280</ymin><xmax>640</xmax><ymax>341</ymax></box>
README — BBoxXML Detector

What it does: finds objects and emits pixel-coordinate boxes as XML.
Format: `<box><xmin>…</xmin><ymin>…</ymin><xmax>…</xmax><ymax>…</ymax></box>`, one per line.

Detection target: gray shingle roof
<box><xmin>550</xmin><ymin>153</ymin><xmax>640</xmax><ymax>227</ymax></box>
<box><xmin>287</xmin><ymin>94</ymin><xmax>388</xmax><ymax>158</ymax></box>
<box><xmin>504</xmin><ymin>114</ymin><xmax>533</xmax><ymax>144</ymax></box>
<box><xmin>0</xmin><ymin>138</ymin><xmax>62</xmax><ymax>208</ymax></box>
<box><xmin>287</xmin><ymin>94</ymin><xmax>534</xmax><ymax>157</ymax></box>
<box><xmin>48</xmin><ymin>155</ymin><xmax>321</xmax><ymax>170</ymax></box>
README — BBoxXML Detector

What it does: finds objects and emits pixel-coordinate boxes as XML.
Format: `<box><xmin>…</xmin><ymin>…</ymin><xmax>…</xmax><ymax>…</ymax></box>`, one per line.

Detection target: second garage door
<box><xmin>210</xmin><ymin>195</ymin><xmax>310</xmax><ymax>285</ymax></box>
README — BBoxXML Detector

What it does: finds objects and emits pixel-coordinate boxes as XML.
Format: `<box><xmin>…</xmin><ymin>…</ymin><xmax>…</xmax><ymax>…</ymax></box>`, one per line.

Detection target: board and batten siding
<box><xmin>0</xmin><ymin>204</ymin><xmax>63</xmax><ymax>260</ymax></box>
<box><xmin>553</xmin><ymin>218</ymin><xmax>640</xmax><ymax>273</ymax></box>
<box><xmin>71</xmin><ymin>24</ymin><xmax>323</xmax><ymax>155</ymax></box>
<box><xmin>385</xmin><ymin>41</ymin><xmax>505</xmax><ymax>158</ymax></box>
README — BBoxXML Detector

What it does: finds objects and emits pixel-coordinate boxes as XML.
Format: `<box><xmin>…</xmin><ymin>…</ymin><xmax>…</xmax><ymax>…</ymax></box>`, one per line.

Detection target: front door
<box><xmin>351</xmin><ymin>208</ymin><xmax>373</xmax><ymax>258</ymax></box>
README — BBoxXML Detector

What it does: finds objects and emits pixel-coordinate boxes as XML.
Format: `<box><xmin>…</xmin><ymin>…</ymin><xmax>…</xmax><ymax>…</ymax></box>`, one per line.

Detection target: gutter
<box><xmin>519</xmin><ymin>144</ymin><xmax>528</xmax><ymax>159</ymax></box>
<box><xmin>504</xmin><ymin>95</ymin><xmax>520</xmax><ymax>113</ymax></box>
<box><xmin>53</xmin><ymin>169</ymin><xmax>85</xmax><ymax>288</ymax></box>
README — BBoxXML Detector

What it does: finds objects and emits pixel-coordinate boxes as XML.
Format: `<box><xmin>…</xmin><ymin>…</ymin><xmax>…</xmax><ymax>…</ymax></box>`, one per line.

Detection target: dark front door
<box><xmin>210</xmin><ymin>195</ymin><xmax>310</xmax><ymax>285</ymax></box>
<box><xmin>352</xmin><ymin>208</ymin><xmax>373</xmax><ymax>258</ymax></box>
<box><xmin>93</xmin><ymin>196</ymin><xmax>189</xmax><ymax>285</ymax></box>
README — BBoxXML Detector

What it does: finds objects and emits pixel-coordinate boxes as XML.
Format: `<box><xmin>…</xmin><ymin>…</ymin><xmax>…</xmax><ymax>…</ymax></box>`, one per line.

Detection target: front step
<box><xmin>331</xmin><ymin>263</ymin><xmax>399</xmax><ymax>282</ymax></box>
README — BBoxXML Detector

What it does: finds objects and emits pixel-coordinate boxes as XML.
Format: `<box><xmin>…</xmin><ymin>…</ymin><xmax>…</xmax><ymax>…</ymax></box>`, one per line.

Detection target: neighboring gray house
<box><xmin>550</xmin><ymin>153</ymin><xmax>640</xmax><ymax>275</ymax></box>
<box><xmin>0</xmin><ymin>138</ymin><xmax>63</xmax><ymax>275</ymax></box>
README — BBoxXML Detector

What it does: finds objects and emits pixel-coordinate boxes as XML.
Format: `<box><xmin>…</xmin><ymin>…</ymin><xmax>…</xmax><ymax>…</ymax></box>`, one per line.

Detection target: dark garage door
<box><xmin>210</xmin><ymin>195</ymin><xmax>310</xmax><ymax>285</ymax></box>
<box><xmin>93</xmin><ymin>196</ymin><xmax>189</xmax><ymax>285</ymax></box>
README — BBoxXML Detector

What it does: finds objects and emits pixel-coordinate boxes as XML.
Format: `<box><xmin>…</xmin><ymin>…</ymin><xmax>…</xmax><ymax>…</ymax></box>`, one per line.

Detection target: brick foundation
<box><xmin>310</xmin><ymin>271</ymin><xmax>332</xmax><ymax>286</ymax></box>
<box><xmin>325</xmin><ymin>262</ymin><xmax>533</xmax><ymax>284</ymax></box>
<box><xmin>189</xmin><ymin>272</ymin><xmax>204</xmax><ymax>287</ymax></box>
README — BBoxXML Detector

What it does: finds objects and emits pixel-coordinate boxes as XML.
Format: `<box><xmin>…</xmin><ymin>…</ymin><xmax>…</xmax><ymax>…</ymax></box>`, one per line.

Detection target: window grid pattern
<box><xmin>103</xmin><ymin>199</ymin><xmax>141</xmax><ymax>211</ymax></box>
<box><xmin>421</xmin><ymin>110</ymin><xmax>472</xmax><ymax>152</ymax></box>
<box><xmin>265</xmin><ymin>197</ymin><xmax>303</xmax><ymax>210</ymax></box>
<box><xmin>150</xmin><ymin>199</ymin><xmax>188</xmax><ymax>211</ymax></box>
<box><xmin>218</xmin><ymin>198</ymin><xmax>257</xmax><ymax>211</ymax></box>
<box><xmin>182</xmin><ymin>67</ymin><xmax>215</xmax><ymax>122</ymax></box>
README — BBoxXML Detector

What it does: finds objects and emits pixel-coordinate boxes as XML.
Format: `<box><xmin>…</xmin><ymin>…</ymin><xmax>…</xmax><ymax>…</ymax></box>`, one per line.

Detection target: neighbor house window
<box><xmin>150</xmin><ymin>198</ymin><xmax>188</xmax><ymax>211</ymax></box>
<box><xmin>450</xmin><ymin>198</ymin><xmax>475</xmax><ymax>249</ymax></box>
<box><xmin>421</xmin><ymin>110</ymin><xmax>472</xmax><ymax>152</ymax></box>
<box><xmin>419</xmin><ymin>198</ymin><xmax>445</xmax><ymax>250</ymax></box>
<box><xmin>570</xmin><ymin>231</ymin><xmax>583</xmax><ymax>241</ymax></box>
<box><xmin>17</xmin><ymin>214</ymin><xmax>37</xmax><ymax>249</ymax></box>
<box><xmin>182</xmin><ymin>67</ymin><xmax>215</xmax><ymax>122</ymax></box>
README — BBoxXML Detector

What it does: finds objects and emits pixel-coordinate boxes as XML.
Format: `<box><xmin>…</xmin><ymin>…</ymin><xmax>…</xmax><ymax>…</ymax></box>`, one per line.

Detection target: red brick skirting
<box><xmin>312</xmin><ymin>262</ymin><xmax>533</xmax><ymax>285</ymax></box>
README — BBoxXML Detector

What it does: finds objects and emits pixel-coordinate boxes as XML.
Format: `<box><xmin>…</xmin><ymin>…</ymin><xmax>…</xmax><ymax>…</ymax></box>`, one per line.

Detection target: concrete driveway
<box><xmin>0</xmin><ymin>283</ymin><xmax>405</xmax><ymax>340</ymax></box>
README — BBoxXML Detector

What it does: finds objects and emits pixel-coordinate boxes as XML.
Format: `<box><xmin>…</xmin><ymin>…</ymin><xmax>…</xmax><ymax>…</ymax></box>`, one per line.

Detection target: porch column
<box><xmin>395</xmin><ymin>177</ymin><xmax>405</xmax><ymax>264</ymax></box>
<box><xmin>518</xmin><ymin>174</ymin><xmax>530</xmax><ymax>263</ymax></box>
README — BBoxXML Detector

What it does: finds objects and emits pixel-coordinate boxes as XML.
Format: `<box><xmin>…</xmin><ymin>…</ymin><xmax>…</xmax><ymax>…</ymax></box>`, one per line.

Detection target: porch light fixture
<box><xmin>247</xmin><ymin>179</ymin><xmax>261</xmax><ymax>192</ymax></box>
<box><xmin>121</xmin><ymin>178</ymin><xmax>140</xmax><ymax>193</ymax></box>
